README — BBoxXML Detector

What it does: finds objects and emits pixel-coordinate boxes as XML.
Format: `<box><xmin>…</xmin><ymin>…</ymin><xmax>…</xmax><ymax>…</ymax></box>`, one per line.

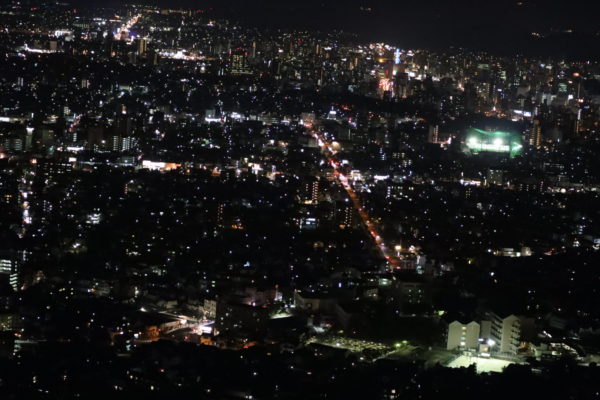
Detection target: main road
<box><xmin>114</xmin><ymin>13</ymin><xmax>142</xmax><ymax>41</ymax></box>
<box><xmin>313</xmin><ymin>130</ymin><xmax>402</xmax><ymax>270</ymax></box>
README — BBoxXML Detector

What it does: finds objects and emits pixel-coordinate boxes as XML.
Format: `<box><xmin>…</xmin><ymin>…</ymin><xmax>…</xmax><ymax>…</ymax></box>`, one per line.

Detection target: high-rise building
<box><xmin>300</xmin><ymin>177</ymin><xmax>320</xmax><ymax>204</ymax></box>
<box><xmin>109</xmin><ymin>135</ymin><xmax>137</xmax><ymax>152</ymax></box>
<box><xmin>0</xmin><ymin>254</ymin><xmax>20</xmax><ymax>292</ymax></box>
<box><xmin>136</xmin><ymin>38</ymin><xmax>147</xmax><ymax>56</ymax></box>
<box><xmin>447</xmin><ymin>320</ymin><xmax>481</xmax><ymax>350</ymax></box>
<box><xmin>25</xmin><ymin>127</ymin><xmax>34</xmax><ymax>151</ymax></box>
<box><xmin>216</xmin><ymin>203</ymin><xmax>226</xmax><ymax>227</ymax></box>
<box><xmin>394</xmin><ymin>72</ymin><xmax>409</xmax><ymax>98</ymax></box>
<box><xmin>35</xmin><ymin>128</ymin><xmax>56</xmax><ymax>150</ymax></box>
<box><xmin>481</xmin><ymin>313</ymin><xmax>521</xmax><ymax>355</ymax></box>
<box><xmin>1</xmin><ymin>136</ymin><xmax>23</xmax><ymax>152</ymax></box>
<box><xmin>336</xmin><ymin>200</ymin><xmax>355</xmax><ymax>229</ymax></box>
<box><xmin>230</xmin><ymin>50</ymin><xmax>249</xmax><ymax>75</ymax></box>
<box><xmin>464</xmin><ymin>83</ymin><xmax>477</xmax><ymax>112</ymax></box>
<box><xmin>447</xmin><ymin>312</ymin><xmax>522</xmax><ymax>355</ymax></box>
<box><xmin>428</xmin><ymin>125</ymin><xmax>439</xmax><ymax>144</ymax></box>
<box><xmin>114</xmin><ymin>114</ymin><xmax>133</xmax><ymax>137</ymax></box>
<box><xmin>530</xmin><ymin>118</ymin><xmax>542</xmax><ymax>148</ymax></box>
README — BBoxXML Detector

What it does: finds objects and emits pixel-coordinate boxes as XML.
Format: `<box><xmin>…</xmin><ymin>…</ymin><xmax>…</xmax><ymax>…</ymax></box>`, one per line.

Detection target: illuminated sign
<box><xmin>142</xmin><ymin>160</ymin><xmax>181</xmax><ymax>171</ymax></box>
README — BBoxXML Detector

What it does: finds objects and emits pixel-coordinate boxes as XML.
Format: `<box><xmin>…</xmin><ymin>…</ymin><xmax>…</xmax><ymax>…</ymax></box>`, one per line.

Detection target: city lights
<box><xmin>0</xmin><ymin>2</ymin><xmax>598</xmax><ymax>397</ymax></box>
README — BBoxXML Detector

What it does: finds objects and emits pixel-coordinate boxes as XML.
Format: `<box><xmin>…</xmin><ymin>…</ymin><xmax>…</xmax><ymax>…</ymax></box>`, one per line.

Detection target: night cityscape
<box><xmin>1</xmin><ymin>1</ymin><xmax>600</xmax><ymax>399</ymax></box>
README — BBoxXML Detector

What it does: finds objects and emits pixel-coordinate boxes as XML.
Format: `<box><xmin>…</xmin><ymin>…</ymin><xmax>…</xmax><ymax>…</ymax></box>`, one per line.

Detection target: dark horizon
<box><xmin>53</xmin><ymin>0</ymin><xmax>600</xmax><ymax>59</ymax></box>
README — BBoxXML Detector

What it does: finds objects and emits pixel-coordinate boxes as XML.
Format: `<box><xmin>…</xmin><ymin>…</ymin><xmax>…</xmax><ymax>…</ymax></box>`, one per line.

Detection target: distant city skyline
<box><xmin>57</xmin><ymin>0</ymin><xmax>600</xmax><ymax>58</ymax></box>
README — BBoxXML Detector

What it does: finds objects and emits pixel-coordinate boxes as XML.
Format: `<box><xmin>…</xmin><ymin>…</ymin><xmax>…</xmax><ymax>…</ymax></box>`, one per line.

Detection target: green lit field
<box><xmin>465</xmin><ymin>128</ymin><xmax>523</xmax><ymax>156</ymax></box>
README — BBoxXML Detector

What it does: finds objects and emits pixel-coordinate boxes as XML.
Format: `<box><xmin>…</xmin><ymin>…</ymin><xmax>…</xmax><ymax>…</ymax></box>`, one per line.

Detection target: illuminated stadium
<box><xmin>465</xmin><ymin>128</ymin><xmax>523</xmax><ymax>157</ymax></box>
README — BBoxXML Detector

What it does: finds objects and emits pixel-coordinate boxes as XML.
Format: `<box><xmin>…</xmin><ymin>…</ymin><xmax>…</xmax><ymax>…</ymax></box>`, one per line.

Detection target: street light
<box><xmin>394</xmin><ymin>245</ymin><xmax>401</xmax><ymax>256</ymax></box>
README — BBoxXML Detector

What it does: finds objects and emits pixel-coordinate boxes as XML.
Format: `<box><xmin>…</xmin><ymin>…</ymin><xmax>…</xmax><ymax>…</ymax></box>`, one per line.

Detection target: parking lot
<box><xmin>307</xmin><ymin>336</ymin><xmax>390</xmax><ymax>352</ymax></box>
<box><xmin>447</xmin><ymin>355</ymin><xmax>515</xmax><ymax>373</ymax></box>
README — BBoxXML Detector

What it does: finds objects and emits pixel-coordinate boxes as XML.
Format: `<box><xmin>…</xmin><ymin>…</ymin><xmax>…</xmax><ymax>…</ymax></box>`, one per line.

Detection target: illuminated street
<box><xmin>114</xmin><ymin>13</ymin><xmax>142</xmax><ymax>41</ymax></box>
<box><xmin>314</xmin><ymin>130</ymin><xmax>402</xmax><ymax>270</ymax></box>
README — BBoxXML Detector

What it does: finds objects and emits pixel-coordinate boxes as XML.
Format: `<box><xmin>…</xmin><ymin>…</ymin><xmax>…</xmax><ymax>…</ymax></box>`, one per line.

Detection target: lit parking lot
<box><xmin>307</xmin><ymin>336</ymin><xmax>390</xmax><ymax>352</ymax></box>
<box><xmin>447</xmin><ymin>355</ymin><xmax>515</xmax><ymax>373</ymax></box>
